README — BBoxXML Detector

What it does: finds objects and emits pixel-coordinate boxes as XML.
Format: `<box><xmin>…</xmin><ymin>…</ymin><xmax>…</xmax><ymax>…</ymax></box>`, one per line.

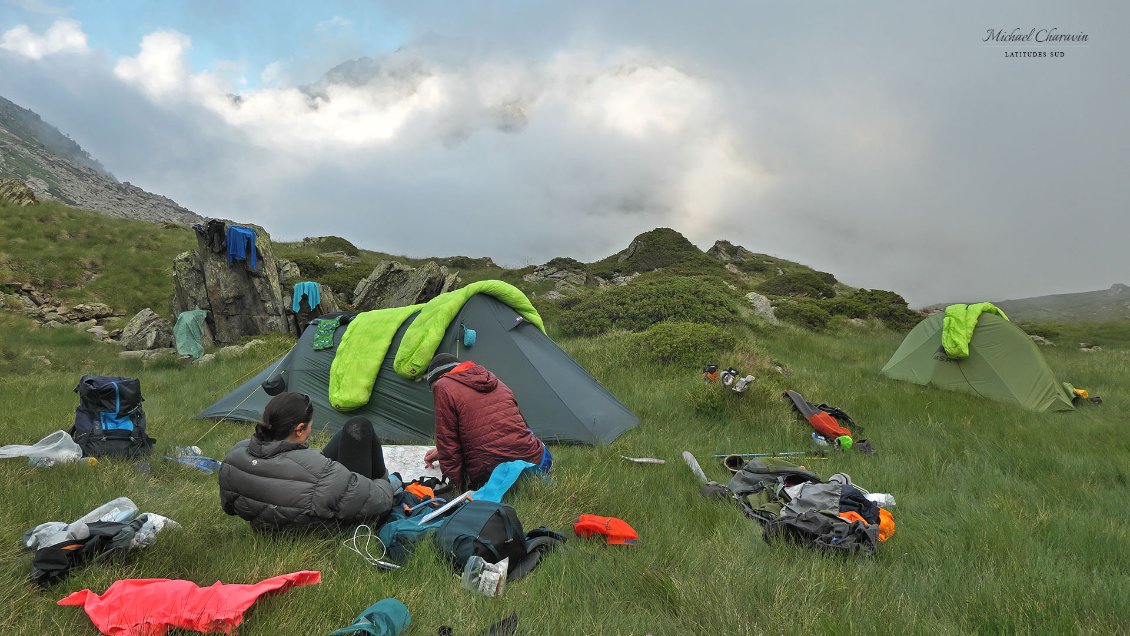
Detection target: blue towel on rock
<box><xmin>292</xmin><ymin>281</ymin><xmax>321</xmax><ymax>313</ymax></box>
<box><xmin>226</xmin><ymin>225</ymin><xmax>258</xmax><ymax>271</ymax></box>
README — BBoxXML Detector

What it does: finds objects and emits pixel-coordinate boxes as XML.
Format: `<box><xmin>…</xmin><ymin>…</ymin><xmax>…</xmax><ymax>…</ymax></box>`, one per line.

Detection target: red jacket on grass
<box><xmin>432</xmin><ymin>361</ymin><xmax>545</xmax><ymax>489</ymax></box>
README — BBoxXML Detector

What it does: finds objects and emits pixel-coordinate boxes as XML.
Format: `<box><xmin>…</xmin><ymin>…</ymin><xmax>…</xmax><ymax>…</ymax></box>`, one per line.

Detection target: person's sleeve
<box><xmin>433</xmin><ymin>385</ymin><xmax>464</xmax><ymax>488</ymax></box>
<box><xmin>316</xmin><ymin>458</ymin><xmax>396</xmax><ymax>523</ymax></box>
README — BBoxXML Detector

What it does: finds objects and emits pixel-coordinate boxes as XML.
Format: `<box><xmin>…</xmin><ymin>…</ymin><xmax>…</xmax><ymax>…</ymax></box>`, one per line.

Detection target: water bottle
<box><xmin>461</xmin><ymin>556</ymin><xmax>508</xmax><ymax>597</ymax></box>
<box><xmin>811</xmin><ymin>433</ymin><xmax>829</xmax><ymax>446</ymax></box>
<box><xmin>866</xmin><ymin>493</ymin><xmax>897</xmax><ymax>508</ymax></box>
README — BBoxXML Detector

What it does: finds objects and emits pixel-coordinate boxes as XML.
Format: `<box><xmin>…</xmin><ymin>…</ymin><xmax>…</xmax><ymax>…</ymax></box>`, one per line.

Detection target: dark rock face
<box><xmin>352</xmin><ymin>260</ymin><xmax>459</xmax><ymax>311</ymax></box>
<box><xmin>171</xmin><ymin>220</ymin><xmax>289</xmax><ymax>344</ymax></box>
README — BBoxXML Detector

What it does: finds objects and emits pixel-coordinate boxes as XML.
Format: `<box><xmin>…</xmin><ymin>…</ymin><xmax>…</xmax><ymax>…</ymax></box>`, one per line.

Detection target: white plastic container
<box><xmin>866</xmin><ymin>493</ymin><xmax>897</xmax><ymax>508</ymax></box>
<box><xmin>461</xmin><ymin>556</ymin><xmax>508</xmax><ymax>597</ymax></box>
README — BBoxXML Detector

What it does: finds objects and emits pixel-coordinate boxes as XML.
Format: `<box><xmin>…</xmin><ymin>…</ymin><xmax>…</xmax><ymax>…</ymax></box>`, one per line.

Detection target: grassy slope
<box><xmin>0</xmin><ymin>203</ymin><xmax>1127</xmax><ymax>634</ymax></box>
<box><xmin>0</xmin><ymin>201</ymin><xmax>196</xmax><ymax>318</ymax></box>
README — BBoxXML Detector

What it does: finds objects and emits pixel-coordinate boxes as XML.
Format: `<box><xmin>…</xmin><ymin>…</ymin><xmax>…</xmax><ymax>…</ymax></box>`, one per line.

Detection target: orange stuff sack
<box><xmin>839</xmin><ymin>509</ymin><xmax>895</xmax><ymax>542</ymax></box>
<box><xmin>878</xmin><ymin>508</ymin><xmax>895</xmax><ymax>541</ymax></box>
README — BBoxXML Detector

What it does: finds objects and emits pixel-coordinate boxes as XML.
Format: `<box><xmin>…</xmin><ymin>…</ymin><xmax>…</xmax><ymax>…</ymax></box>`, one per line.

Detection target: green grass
<box><xmin>0</xmin><ymin>201</ymin><xmax>196</xmax><ymax>317</ymax></box>
<box><xmin>0</xmin><ymin>202</ymin><xmax>1127</xmax><ymax>633</ymax></box>
<box><xmin>1</xmin><ymin>308</ymin><xmax>1128</xmax><ymax>634</ymax></box>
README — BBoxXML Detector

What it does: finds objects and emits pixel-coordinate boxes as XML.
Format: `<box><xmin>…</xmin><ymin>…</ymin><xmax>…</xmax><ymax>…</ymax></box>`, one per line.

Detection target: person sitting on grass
<box><xmin>422</xmin><ymin>353</ymin><xmax>551</xmax><ymax>490</ymax></box>
<box><xmin>219</xmin><ymin>392</ymin><xmax>395</xmax><ymax>532</ymax></box>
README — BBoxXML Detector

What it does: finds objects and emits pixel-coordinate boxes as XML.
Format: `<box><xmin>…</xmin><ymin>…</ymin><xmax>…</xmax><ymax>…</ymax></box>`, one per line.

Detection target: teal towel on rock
<box><xmin>292</xmin><ymin>282</ymin><xmax>321</xmax><ymax>313</ymax></box>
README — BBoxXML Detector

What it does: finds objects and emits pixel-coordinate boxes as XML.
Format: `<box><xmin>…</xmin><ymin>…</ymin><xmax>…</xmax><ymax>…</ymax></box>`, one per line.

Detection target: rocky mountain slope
<box><xmin>0</xmin><ymin>95</ymin><xmax>201</xmax><ymax>225</ymax></box>
<box><xmin>993</xmin><ymin>284</ymin><xmax>1130</xmax><ymax>323</ymax></box>
<box><xmin>925</xmin><ymin>284</ymin><xmax>1130</xmax><ymax>322</ymax></box>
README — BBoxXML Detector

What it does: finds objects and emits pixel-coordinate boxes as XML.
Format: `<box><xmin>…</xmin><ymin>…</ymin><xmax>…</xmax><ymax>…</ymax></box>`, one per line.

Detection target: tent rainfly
<box><xmin>880</xmin><ymin>312</ymin><xmax>1077</xmax><ymax>412</ymax></box>
<box><xmin>199</xmin><ymin>292</ymin><xmax>639</xmax><ymax>444</ymax></box>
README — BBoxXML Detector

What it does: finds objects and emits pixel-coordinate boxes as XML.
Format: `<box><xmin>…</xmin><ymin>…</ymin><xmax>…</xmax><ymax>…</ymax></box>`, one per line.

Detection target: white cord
<box><xmin>344</xmin><ymin>524</ymin><xmax>399</xmax><ymax>569</ymax></box>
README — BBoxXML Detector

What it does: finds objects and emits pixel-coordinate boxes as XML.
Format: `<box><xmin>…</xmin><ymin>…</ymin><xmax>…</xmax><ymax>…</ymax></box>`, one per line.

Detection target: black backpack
<box><xmin>433</xmin><ymin>500</ymin><xmax>563</xmax><ymax>581</ymax></box>
<box><xmin>71</xmin><ymin>375</ymin><xmax>155</xmax><ymax>459</ymax></box>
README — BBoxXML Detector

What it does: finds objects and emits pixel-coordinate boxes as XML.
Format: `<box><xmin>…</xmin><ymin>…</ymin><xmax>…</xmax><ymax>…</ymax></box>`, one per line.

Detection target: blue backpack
<box><xmin>70</xmin><ymin>375</ymin><xmax>155</xmax><ymax>459</ymax></box>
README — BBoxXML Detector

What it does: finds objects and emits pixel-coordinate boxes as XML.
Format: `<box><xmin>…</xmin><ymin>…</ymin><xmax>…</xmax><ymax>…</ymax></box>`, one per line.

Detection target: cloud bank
<box><xmin>1</xmin><ymin>4</ymin><xmax>1126</xmax><ymax>306</ymax></box>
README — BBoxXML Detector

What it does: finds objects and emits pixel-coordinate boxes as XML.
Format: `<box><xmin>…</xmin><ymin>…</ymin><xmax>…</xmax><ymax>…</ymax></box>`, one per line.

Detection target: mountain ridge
<box><xmin>0</xmin><ymin>95</ymin><xmax>202</xmax><ymax>226</ymax></box>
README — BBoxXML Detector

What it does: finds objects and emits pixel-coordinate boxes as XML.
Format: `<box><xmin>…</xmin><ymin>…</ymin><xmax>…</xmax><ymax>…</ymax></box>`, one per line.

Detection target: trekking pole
<box><xmin>710</xmin><ymin>451</ymin><xmax>815</xmax><ymax>458</ymax></box>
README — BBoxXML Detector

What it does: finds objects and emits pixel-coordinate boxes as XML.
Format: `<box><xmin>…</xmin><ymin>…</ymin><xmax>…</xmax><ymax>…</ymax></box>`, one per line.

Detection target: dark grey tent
<box><xmin>198</xmin><ymin>294</ymin><xmax>638</xmax><ymax>444</ymax></box>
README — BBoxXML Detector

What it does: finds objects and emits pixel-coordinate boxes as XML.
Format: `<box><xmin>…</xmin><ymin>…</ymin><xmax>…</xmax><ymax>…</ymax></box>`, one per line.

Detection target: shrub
<box><xmin>543</xmin><ymin>256</ymin><xmax>585</xmax><ymax>270</ymax></box>
<box><xmin>774</xmin><ymin>300</ymin><xmax>831</xmax><ymax>330</ymax></box>
<box><xmin>558</xmin><ymin>277</ymin><xmax>740</xmax><ymax>337</ymax></box>
<box><xmin>308</xmin><ymin>236</ymin><xmax>360</xmax><ymax>256</ymax></box>
<box><xmin>630</xmin><ymin>321</ymin><xmax>737</xmax><ymax>366</ymax></box>
<box><xmin>1019</xmin><ymin>323</ymin><xmax>1060</xmax><ymax>340</ymax></box>
<box><xmin>735</xmin><ymin>259</ymin><xmax>772</xmax><ymax>274</ymax></box>
<box><xmin>755</xmin><ymin>272</ymin><xmax>837</xmax><ymax>299</ymax></box>
<box><xmin>822</xmin><ymin>296</ymin><xmax>870</xmax><ymax>319</ymax></box>
<box><xmin>853</xmin><ymin>289</ymin><xmax>922</xmax><ymax>330</ymax></box>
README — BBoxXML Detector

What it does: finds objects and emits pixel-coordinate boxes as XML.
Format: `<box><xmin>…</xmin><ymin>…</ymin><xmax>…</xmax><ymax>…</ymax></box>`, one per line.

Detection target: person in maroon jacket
<box><xmin>422</xmin><ymin>353</ymin><xmax>551</xmax><ymax>489</ymax></box>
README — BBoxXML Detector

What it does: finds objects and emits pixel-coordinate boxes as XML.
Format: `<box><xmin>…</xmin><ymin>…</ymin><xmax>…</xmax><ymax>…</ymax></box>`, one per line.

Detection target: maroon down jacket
<box><xmin>432</xmin><ymin>362</ymin><xmax>545</xmax><ymax>488</ymax></box>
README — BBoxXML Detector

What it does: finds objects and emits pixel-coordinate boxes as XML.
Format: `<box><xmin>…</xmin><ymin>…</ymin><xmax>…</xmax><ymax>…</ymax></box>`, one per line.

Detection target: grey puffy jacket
<box><xmin>219</xmin><ymin>437</ymin><xmax>395</xmax><ymax>532</ymax></box>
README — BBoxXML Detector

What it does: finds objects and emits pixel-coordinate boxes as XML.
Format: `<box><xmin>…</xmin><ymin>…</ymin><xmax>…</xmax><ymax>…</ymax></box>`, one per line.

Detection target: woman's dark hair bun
<box><xmin>256</xmin><ymin>392</ymin><xmax>313</xmax><ymax>441</ymax></box>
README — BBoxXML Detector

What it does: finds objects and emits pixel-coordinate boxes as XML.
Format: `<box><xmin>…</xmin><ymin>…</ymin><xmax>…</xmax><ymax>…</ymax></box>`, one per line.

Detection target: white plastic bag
<box><xmin>0</xmin><ymin>430</ymin><xmax>82</xmax><ymax>466</ymax></box>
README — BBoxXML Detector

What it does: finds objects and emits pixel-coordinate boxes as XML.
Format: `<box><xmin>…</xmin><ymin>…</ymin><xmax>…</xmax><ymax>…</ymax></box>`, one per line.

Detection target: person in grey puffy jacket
<box><xmin>219</xmin><ymin>392</ymin><xmax>395</xmax><ymax>532</ymax></box>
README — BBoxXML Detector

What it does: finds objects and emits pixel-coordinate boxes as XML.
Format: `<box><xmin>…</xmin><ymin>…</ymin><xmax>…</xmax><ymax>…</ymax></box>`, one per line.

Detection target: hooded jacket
<box><xmin>219</xmin><ymin>437</ymin><xmax>394</xmax><ymax>532</ymax></box>
<box><xmin>432</xmin><ymin>362</ymin><xmax>545</xmax><ymax>488</ymax></box>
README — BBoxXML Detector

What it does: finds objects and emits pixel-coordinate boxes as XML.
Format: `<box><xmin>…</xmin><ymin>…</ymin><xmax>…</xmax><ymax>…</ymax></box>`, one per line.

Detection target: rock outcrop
<box><xmin>171</xmin><ymin>219</ymin><xmax>289</xmax><ymax>344</ymax></box>
<box><xmin>522</xmin><ymin>264</ymin><xmax>591</xmax><ymax>294</ymax></box>
<box><xmin>0</xmin><ymin>283</ymin><xmax>121</xmax><ymax>340</ymax></box>
<box><xmin>119</xmin><ymin>308</ymin><xmax>174</xmax><ymax>350</ymax></box>
<box><xmin>352</xmin><ymin>261</ymin><xmax>459</xmax><ymax>311</ymax></box>
<box><xmin>0</xmin><ymin>178</ymin><xmax>37</xmax><ymax>206</ymax></box>
<box><xmin>1</xmin><ymin>96</ymin><xmax>201</xmax><ymax>225</ymax></box>
<box><xmin>744</xmin><ymin>292</ymin><xmax>778</xmax><ymax>323</ymax></box>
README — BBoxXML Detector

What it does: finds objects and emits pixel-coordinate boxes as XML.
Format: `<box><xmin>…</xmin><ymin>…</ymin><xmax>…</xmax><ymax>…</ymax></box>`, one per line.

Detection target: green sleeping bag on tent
<box><xmin>329</xmin><ymin>281</ymin><xmax>544</xmax><ymax>411</ymax></box>
<box><xmin>328</xmin><ymin>304</ymin><xmax>424</xmax><ymax>411</ymax></box>
<box><xmin>393</xmin><ymin>280</ymin><xmax>544</xmax><ymax>380</ymax></box>
<box><xmin>942</xmin><ymin>302</ymin><xmax>1008</xmax><ymax>359</ymax></box>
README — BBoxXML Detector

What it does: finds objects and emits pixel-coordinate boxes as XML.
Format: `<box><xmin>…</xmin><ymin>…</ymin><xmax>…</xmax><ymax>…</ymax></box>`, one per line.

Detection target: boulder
<box><xmin>744</xmin><ymin>292</ymin><xmax>778</xmax><ymax>323</ymax></box>
<box><xmin>171</xmin><ymin>219</ymin><xmax>289</xmax><ymax>344</ymax></box>
<box><xmin>522</xmin><ymin>265</ymin><xmax>588</xmax><ymax>287</ymax></box>
<box><xmin>277</xmin><ymin>259</ymin><xmax>302</xmax><ymax>281</ymax></box>
<box><xmin>0</xmin><ymin>178</ymin><xmax>38</xmax><ymax>206</ymax></box>
<box><xmin>67</xmin><ymin>302</ymin><xmax>115</xmax><ymax>321</ymax></box>
<box><xmin>119</xmin><ymin>308</ymin><xmax>174</xmax><ymax>350</ymax></box>
<box><xmin>352</xmin><ymin>261</ymin><xmax>459</xmax><ymax>311</ymax></box>
<box><xmin>87</xmin><ymin>326</ymin><xmax>111</xmax><ymax>340</ymax></box>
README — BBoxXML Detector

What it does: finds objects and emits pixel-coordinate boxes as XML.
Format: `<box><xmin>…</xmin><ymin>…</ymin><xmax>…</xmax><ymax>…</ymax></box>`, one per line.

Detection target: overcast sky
<box><xmin>1</xmin><ymin>1</ymin><xmax>1125</xmax><ymax>306</ymax></box>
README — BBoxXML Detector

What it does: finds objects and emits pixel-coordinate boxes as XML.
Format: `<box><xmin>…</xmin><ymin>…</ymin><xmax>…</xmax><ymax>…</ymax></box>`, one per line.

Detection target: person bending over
<box><xmin>219</xmin><ymin>392</ymin><xmax>395</xmax><ymax>532</ymax></box>
<box><xmin>422</xmin><ymin>353</ymin><xmax>551</xmax><ymax>490</ymax></box>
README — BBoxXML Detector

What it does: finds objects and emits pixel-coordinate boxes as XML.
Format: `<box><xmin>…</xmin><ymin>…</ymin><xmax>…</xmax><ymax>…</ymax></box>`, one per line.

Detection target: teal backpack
<box><xmin>433</xmin><ymin>500</ymin><xmax>564</xmax><ymax>581</ymax></box>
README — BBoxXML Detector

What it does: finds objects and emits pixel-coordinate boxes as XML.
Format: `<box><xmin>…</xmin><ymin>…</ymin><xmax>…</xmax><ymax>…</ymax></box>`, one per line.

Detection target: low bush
<box><xmin>630</xmin><ymin>321</ymin><xmax>737</xmax><ymax>366</ymax></box>
<box><xmin>307</xmin><ymin>236</ymin><xmax>360</xmax><ymax>256</ymax></box>
<box><xmin>558</xmin><ymin>277</ymin><xmax>740</xmax><ymax>337</ymax></box>
<box><xmin>756</xmin><ymin>272</ymin><xmax>837</xmax><ymax>299</ymax></box>
<box><xmin>822</xmin><ymin>296</ymin><xmax>870</xmax><ymax>319</ymax></box>
<box><xmin>774</xmin><ymin>300</ymin><xmax>832</xmax><ymax>330</ymax></box>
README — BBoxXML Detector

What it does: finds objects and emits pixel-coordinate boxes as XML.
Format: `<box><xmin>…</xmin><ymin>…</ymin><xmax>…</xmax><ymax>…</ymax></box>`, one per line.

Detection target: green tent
<box><xmin>880</xmin><ymin>313</ymin><xmax>1076</xmax><ymax>412</ymax></box>
<box><xmin>198</xmin><ymin>293</ymin><xmax>639</xmax><ymax>444</ymax></box>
